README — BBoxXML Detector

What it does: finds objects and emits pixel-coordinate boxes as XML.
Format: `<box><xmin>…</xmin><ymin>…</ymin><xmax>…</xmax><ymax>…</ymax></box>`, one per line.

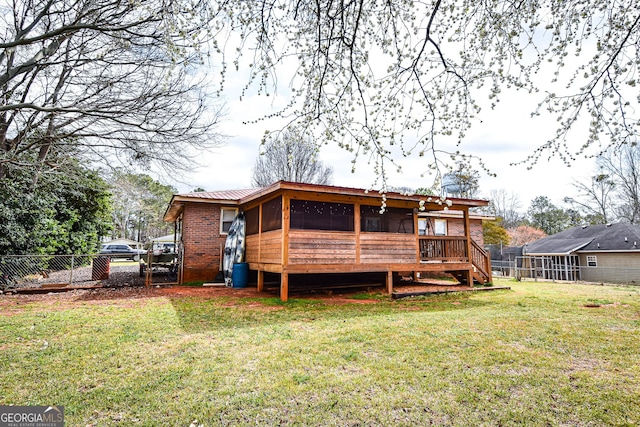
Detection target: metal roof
<box><xmin>163</xmin><ymin>181</ymin><xmax>490</xmax><ymax>222</ymax></box>
<box><xmin>178</xmin><ymin>188</ymin><xmax>264</xmax><ymax>201</ymax></box>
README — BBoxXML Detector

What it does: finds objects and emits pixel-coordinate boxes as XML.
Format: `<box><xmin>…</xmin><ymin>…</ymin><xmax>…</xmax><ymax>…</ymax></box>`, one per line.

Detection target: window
<box><xmin>290</xmin><ymin>199</ymin><xmax>354</xmax><ymax>231</ymax></box>
<box><xmin>418</xmin><ymin>219</ymin><xmax>428</xmax><ymax>236</ymax></box>
<box><xmin>586</xmin><ymin>255</ymin><xmax>597</xmax><ymax>267</ymax></box>
<box><xmin>434</xmin><ymin>219</ymin><xmax>447</xmax><ymax>236</ymax></box>
<box><xmin>364</xmin><ymin>217</ymin><xmax>382</xmax><ymax>232</ymax></box>
<box><xmin>261</xmin><ymin>196</ymin><xmax>282</xmax><ymax>232</ymax></box>
<box><xmin>245</xmin><ymin>206</ymin><xmax>260</xmax><ymax>235</ymax></box>
<box><xmin>360</xmin><ymin>206</ymin><xmax>414</xmax><ymax>233</ymax></box>
<box><xmin>220</xmin><ymin>208</ymin><xmax>238</xmax><ymax>234</ymax></box>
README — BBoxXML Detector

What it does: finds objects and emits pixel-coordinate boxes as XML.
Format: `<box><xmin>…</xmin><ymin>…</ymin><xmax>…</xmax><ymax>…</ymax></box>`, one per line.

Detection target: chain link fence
<box><xmin>491</xmin><ymin>258</ymin><xmax>640</xmax><ymax>286</ymax></box>
<box><xmin>490</xmin><ymin>260</ymin><xmax>519</xmax><ymax>278</ymax></box>
<box><xmin>0</xmin><ymin>254</ymin><xmax>144</xmax><ymax>292</ymax></box>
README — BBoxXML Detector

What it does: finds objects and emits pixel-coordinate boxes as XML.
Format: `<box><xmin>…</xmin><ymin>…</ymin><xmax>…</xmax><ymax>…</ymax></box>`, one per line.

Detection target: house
<box><xmin>521</xmin><ymin>223</ymin><xmax>640</xmax><ymax>284</ymax></box>
<box><xmin>163</xmin><ymin>181</ymin><xmax>492</xmax><ymax>300</ymax></box>
<box><xmin>485</xmin><ymin>244</ymin><xmax>523</xmax><ymax>277</ymax></box>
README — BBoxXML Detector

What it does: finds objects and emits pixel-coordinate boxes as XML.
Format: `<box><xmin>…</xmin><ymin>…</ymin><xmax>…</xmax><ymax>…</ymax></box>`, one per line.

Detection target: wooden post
<box><xmin>463</xmin><ymin>208</ymin><xmax>474</xmax><ymax>286</ymax></box>
<box><xmin>282</xmin><ymin>193</ymin><xmax>290</xmax><ymax>266</ymax></box>
<box><xmin>281</xmin><ymin>271</ymin><xmax>289</xmax><ymax>302</ymax></box>
<box><xmin>257</xmin><ymin>270</ymin><xmax>264</xmax><ymax>292</ymax></box>
<box><xmin>463</xmin><ymin>207</ymin><xmax>472</xmax><ymax>263</ymax></box>
<box><xmin>257</xmin><ymin>203</ymin><xmax>263</xmax><ymax>263</ymax></box>
<box><xmin>145</xmin><ymin>251</ymin><xmax>152</xmax><ymax>287</ymax></box>
<box><xmin>414</xmin><ymin>209</ymin><xmax>420</xmax><ymax>263</ymax></box>
<box><xmin>465</xmin><ymin>269</ymin><xmax>473</xmax><ymax>287</ymax></box>
<box><xmin>354</xmin><ymin>202</ymin><xmax>361</xmax><ymax>264</ymax></box>
<box><xmin>386</xmin><ymin>270</ymin><xmax>393</xmax><ymax>296</ymax></box>
<box><xmin>281</xmin><ymin>192</ymin><xmax>290</xmax><ymax>302</ymax></box>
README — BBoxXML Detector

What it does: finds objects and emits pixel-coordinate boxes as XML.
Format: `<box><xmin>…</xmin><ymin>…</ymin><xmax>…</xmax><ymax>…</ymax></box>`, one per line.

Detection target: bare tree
<box><xmin>0</xmin><ymin>0</ymin><xmax>222</xmax><ymax>181</ymax></box>
<box><xmin>564</xmin><ymin>174</ymin><xmax>616</xmax><ymax>224</ymax></box>
<box><xmin>252</xmin><ymin>130</ymin><xmax>333</xmax><ymax>187</ymax></box>
<box><xmin>598</xmin><ymin>144</ymin><xmax>640</xmax><ymax>224</ymax></box>
<box><xmin>211</xmin><ymin>1</ymin><xmax>639</xmax><ymax>185</ymax></box>
<box><xmin>487</xmin><ymin>189</ymin><xmax>524</xmax><ymax>229</ymax></box>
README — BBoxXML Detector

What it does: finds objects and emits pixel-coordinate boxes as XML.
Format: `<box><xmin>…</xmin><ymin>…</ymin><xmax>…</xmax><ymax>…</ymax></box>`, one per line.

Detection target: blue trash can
<box><xmin>231</xmin><ymin>262</ymin><xmax>249</xmax><ymax>288</ymax></box>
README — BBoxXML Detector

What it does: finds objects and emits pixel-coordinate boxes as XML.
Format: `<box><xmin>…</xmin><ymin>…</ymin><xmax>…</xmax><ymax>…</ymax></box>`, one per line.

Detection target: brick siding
<box><xmin>446</xmin><ymin>218</ymin><xmax>485</xmax><ymax>246</ymax></box>
<box><xmin>181</xmin><ymin>202</ymin><xmax>226</xmax><ymax>283</ymax></box>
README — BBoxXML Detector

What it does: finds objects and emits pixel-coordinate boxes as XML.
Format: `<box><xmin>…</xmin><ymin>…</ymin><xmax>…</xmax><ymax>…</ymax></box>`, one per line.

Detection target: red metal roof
<box><xmin>179</xmin><ymin>188</ymin><xmax>264</xmax><ymax>201</ymax></box>
<box><xmin>174</xmin><ymin>182</ymin><xmax>488</xmax><ymax>206</ymax></box>
<box><xmin>164</xmin><ymin>181</ymin><xmax>489</xmax><ymax>222</ymax></box>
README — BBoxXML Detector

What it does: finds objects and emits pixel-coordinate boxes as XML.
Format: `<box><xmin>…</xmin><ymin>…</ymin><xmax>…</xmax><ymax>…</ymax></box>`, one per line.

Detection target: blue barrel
<box><xmin>231</xmin><ymin>262</ymin><xmax>249</xmax><ymax>288</ymax></box>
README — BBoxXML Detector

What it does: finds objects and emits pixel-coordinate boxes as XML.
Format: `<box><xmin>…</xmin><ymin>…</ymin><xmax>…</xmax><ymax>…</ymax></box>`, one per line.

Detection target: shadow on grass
<box><xmin>167</xmin><ymin>290</ymin><xmax>499</xmax><ymax>334</ymax></box>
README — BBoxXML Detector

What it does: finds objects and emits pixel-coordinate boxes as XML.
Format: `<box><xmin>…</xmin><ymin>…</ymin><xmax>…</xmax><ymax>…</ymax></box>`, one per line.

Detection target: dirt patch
<box><xmin>158</xmin><ymin>285</ymin><xmax>262</xmax><ymax>298</ymax></box>
<box><xmin>158</xmin><ymin>285</ymin><xmax>384</xmax><ymax>304</ymax></box>
<box><xmin>0</xmin><ymin>285</ymin><xmax>271</xmax><ymax>314</ymax></box>
<box><xmin>0</xmin><ymin>280</ymin><xmax>492</xmax><ymax>314</ymax></box>
<box><xmin>394</xmin><ymin>283</ymin><xmax>474</xmax><ymax>294</ymax></box>
<box><xmin>0</xmin><ymin>286</ymin><xmax>156</xmax><ymax>315</ymax></box>
<box><xmin>582</xmin><ymin>301</ymin><xmax>628</xmax><ymax>309</ymax></box>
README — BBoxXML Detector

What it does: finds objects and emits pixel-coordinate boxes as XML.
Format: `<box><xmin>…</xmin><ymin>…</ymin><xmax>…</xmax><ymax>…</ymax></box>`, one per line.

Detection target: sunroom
<box><xmin>239</xmin><ymin>182</ymin><xmax>491</xmax><ymax>301</ymax></box>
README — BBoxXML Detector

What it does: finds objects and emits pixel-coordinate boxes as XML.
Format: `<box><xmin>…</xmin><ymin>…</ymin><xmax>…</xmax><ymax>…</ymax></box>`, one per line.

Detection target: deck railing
<box><xmin>418</xmin><ymin>236</ymin><xmax>492</xmax><ymax>283</ymax></box>
<box><xmin>471</xmin><ymin>240</ymin><xmax>492</xmax><ymax>281</ymax></box>
<box><xmin>418</xmin><ymin>236</ymin><xmax>468</xmax><ymax>262</ymax></box>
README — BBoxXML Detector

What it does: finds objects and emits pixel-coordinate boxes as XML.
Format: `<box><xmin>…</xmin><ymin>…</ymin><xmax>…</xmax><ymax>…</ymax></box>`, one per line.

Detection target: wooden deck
<box><xmin>248</xmin><ymin>234</ymin><xmax>492</xmax><ymax>301</ymax></box>
<box><xmin>237</xmin><ymin>182</ymin><xmax>490</xmax><ymax>301</ymax></box>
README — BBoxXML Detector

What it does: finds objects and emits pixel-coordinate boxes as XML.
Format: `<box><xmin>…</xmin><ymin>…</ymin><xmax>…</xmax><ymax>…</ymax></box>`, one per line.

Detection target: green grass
<box><xmin>1</xmin><ymin>279</ymin><xmax>639</xmax><ymax>426</ymax></box>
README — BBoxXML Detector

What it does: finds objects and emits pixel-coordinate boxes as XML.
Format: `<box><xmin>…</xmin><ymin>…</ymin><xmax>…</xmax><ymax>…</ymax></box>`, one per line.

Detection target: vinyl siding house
<box><xmin>164</xmin><ymin>181</ymin><xmax>492</xmax><ymax>300</ymax></box>
<box><xmin>521</xmin><ymin>223</ymin><xmax>640</xmax><ymax>284</ymax></box>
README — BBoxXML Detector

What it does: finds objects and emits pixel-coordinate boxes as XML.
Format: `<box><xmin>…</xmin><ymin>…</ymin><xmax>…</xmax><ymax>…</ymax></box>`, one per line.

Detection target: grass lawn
<box><xmin>1</xmin><ymin>279</ymin><xmax>639</xmax><ymax>426</ymax></box>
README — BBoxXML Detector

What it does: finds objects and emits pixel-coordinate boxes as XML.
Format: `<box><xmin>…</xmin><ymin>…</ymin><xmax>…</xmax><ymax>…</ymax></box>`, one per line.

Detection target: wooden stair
<box><xmin>449</xmin><ymin>269</ymin><xmax>490</xmax><ymax>286</ymax></box>
<box><xmin>449</xmin><ymin>241</ymin><xmax>492</xmax><ymax>285</ymax></box>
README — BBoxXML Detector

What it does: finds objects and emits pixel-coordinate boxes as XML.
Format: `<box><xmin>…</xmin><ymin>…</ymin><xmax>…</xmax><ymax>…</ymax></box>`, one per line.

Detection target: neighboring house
<box><xmin>521</xmin><ymin>223</ymin><xmax>640</xmax><ymax>284</ymax></box>
<box><xmin>486</xmin><ymin>244</ymin><xmax>523</xmax><ymax>277</ymax></box>
<box><xmin>163</xmin><ymin>181</ymin><xmax>491</xmax><ymax>300</ymax></box>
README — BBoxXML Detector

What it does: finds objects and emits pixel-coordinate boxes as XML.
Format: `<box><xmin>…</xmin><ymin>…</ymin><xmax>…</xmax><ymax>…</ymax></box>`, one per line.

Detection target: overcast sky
<box><xmin>166</xmin><ymin>36</ymin><xmax>608</xmax><ymax>213</ymax></box>
<box><xmin>151</xmin><ymin>9</ymin><xmax>640</xmax><ymax>215</ymax></box>
<box><xmin>173</xmin><ymin>83</ymin><xmax>598</xmax><ymax>211</ymax></box>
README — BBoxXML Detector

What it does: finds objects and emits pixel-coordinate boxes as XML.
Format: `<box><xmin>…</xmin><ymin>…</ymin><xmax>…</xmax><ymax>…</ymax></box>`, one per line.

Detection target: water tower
<box><xmin>441</xmin><ymin>173</ymin><xmax>467</xmax><ymax>197</ymax></box>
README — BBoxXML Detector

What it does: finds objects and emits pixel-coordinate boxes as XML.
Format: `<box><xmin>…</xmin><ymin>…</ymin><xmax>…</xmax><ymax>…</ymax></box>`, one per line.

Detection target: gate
<box><xmin>139</xmin><ymin>249</ymin><xmax>181</xmax><ymax>286</ymax></box>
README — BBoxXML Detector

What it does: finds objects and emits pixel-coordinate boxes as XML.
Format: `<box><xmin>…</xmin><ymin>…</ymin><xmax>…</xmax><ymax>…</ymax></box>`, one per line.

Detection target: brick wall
<box><xmin>471</xmin><ymin>221</ymin><xmax>485</xmax><ymax>246</ymax></box>
<box><xmin>446</xmin><ymin>218</ymin><xmax>485</xmax><ymax>246</ymax></box>
<box><xmin>181</xmin><ymin>202</ymin><xmax>226</xmax><ymax>283</ymax></box>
